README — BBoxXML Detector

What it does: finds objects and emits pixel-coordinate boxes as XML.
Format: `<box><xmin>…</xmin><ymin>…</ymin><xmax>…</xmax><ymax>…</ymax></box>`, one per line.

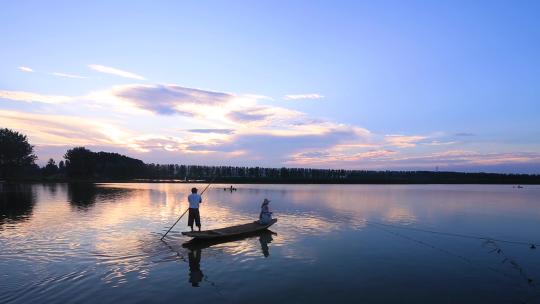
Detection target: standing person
<box><xmin>188</xmin><ymin>187</ymin><xmax>202</xmax><ymax>231</ymax></box>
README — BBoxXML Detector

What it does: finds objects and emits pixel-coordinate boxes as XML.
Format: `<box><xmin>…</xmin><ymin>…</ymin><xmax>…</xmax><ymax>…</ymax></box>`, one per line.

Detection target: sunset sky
<box><xmin>1</xmin><ymin>1</ymin><xmax>539</xmax><ymax>173</ymax></box>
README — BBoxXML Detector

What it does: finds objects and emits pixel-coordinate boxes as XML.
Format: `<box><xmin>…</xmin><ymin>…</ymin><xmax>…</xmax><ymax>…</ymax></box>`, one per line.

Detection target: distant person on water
<box><xmin>259</xmin><ymin>198</ymin><xmax>273</xmax><ymax>225</ymax></box>
<box><xmin>188</xmin><ymin>187</ymin><xmax>202</xmax><ymax>231</ymax></box>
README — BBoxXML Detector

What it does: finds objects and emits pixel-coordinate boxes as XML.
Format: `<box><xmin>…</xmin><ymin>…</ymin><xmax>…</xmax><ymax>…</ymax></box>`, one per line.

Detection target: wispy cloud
<box><xmin>227</xmin><ymin>108</ymin><xmax>271</xmax><ymax>123</ymax></box>
<box><xmin>51</xmin><ymin>72</ymin><xmax>87</xmax><ymax>79</ymax></box>
<box><xmin>390</xmin><ymin>150</ymin><xmax>540</xmax><ymax>167</ymax></box>
<box><xmin>425</xmin><ymin>140</ymin><xmax>456</xmax><ymax>146</ymax></box>
<box><xmin>111</xmin><ymin>84</ymin><xmax>233</xmax><ymax>115</ymax></box>
<box><xmin>385</xmin><ymin>134</ymin><xmax>427</xmax><ymax>148</ymax></box>
<box><xmin>0</xmin><ymin>110</ymin><xmax>129</xmax><ymax>146</ymax></box>
<box><xmin>88</xmin><ymin>64</ymin><xmax>145</xmax><ymax>80</ymax></box>
<box><xmin>454</xmin><ymin>132</ymin><xmax>476</xmax><ymax>137</ymax></box>
<box><xmin>284</xmin><ymin>93</ymin><xmax>324</xmax><ymax>101</ymax></box>
<box><xmin>188</xmin><ymin>129</ymin><xmax>235</xmax><ymax>134</ymax></box>
<box><xmin>0</xmin><ymin>90</ymin><xmax>72</xmax><ymax>104</ymax></box>
<box><xmin>18</xmin><ymin>66</ymin><xmax>34</xmax><ymax>72</ymax></box>
<box><xmin>288</xmin><ymin>149</ymin><xmax>396</xmax><ymax>166</ymax></box>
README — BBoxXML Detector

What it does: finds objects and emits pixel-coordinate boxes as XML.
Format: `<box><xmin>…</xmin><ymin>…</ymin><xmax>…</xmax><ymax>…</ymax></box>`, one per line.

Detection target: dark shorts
<box><xmin>188</xmin><ymin>208</ymin><xmax>201</xmax><ymax>227</ymax></box>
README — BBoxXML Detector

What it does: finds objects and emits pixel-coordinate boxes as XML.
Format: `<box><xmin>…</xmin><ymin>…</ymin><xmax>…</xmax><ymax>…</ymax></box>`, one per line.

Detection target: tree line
<box><xmin>1</xmin><ymin>128</ymin><xmax>539</xmax><ymax>184</ymax></box>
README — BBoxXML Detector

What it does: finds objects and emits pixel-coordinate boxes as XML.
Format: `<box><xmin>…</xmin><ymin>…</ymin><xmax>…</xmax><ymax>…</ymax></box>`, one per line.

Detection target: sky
<box><xmin>1</xmin><ymin>0</ymin><xmax>539</xmax><ymax>173</ymax></box>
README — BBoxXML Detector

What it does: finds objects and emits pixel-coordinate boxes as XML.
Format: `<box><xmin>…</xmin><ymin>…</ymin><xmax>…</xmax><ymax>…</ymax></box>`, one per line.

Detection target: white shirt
<box><xmin>188</xmin><ymin>193</ymin><xmax>202</xmax><ymax>208</ymax></box>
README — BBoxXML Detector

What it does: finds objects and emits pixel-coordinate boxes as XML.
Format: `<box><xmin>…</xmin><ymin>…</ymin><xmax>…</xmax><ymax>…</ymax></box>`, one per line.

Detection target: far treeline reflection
<box><xmin>0</xmin><ymin>183</ymin><xmax>137</xmax><ymax>224</ymax></box>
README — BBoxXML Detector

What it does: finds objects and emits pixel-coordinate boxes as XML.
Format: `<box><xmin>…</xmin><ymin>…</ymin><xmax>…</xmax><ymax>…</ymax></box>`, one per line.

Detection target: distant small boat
<box><xmin>517</xmin><ymin>185</ymin><xmax>524</xmax><ymax>189</ymax></box>
<box><xmin>182</xmin><ymin>219</ymin><xmax>277</xmax><ymax>239</ymax></box>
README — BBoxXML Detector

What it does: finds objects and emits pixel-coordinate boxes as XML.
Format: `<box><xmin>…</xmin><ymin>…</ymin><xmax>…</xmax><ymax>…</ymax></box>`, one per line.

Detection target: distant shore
<box><xmin>3</xmin><ymin>139</ymin><xmax>539</xmax><ymax>185</ymax></box>
<box><xmin>3</xmin><ymin>176</ymin><xmax>539</xmax><ymax>185</ymax></box>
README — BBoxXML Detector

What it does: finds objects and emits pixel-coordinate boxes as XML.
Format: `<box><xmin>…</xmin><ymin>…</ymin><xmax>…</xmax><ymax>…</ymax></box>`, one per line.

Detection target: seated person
<box><xmin>259</xmin><ymin>198</ymin><xmax>273</xmax><ymax>224</ymax></box>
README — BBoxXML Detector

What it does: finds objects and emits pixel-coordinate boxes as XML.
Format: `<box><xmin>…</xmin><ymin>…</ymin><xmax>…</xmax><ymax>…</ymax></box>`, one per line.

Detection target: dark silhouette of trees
<box><xmin>140</xmin><ymin>163</ymin><xmax>540</xmax><ymax>184</ymax></box>
<box><xmin>0</xmin><ymin>183</ymin><xmax>36</xmax><ymax>225</ymax></box>
<box><xmin>64</xmin><ymin>147</ymin><xmax>146</xmax><ymax>179</ymax></box>
<box><xmin>42</xmin><ymin>158</ymin><xmax>58</xmax><ymax>176</ymax></box>
<box><xmin>0</xmin><ymin>128</ymin><xmax>37</xmax><ymax>179</ymax></box>
<box><xmin>64</xmin><ymin>147</ymin><xmax>95</xmax><ymax>177</ymax></box>
<box><xmin>58</xmin><ymin>160</ymin><xmax>66</xmax><ymax>174</ymax></box>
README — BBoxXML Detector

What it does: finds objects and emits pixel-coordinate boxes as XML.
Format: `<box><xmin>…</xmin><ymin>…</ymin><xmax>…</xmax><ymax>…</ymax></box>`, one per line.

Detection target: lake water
<box><xmin>1</xmin><ymin>183</ymin><xmax>540</xmax><ymax>303</ymax></box>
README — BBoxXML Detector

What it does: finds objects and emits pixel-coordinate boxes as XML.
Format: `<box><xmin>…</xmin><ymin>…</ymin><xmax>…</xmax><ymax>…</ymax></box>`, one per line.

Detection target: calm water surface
<box><xmin>1</xmin><ymin>183</ymin><xmax>540</xmax><ymax>303</ymax></box>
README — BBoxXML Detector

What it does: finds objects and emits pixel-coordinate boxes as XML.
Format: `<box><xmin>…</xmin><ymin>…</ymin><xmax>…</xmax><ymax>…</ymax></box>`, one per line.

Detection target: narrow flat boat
<box><xmin>182</xmin><ymin>218</ymin><xmax>277</xmax><ymax>239</ymax></box>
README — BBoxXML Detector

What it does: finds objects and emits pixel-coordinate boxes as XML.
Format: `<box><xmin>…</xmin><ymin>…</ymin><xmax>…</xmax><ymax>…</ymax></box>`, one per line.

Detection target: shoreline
<box><xmin>2</xmin><ymin>179</ymin><xmax>539</xmax><ymax>185</ymax></box>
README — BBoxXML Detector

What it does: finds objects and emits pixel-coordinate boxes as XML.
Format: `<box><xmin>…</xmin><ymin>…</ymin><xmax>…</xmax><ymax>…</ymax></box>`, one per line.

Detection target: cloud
<box><xmin>284</xmin><ymin>93</ymin><xmax>324</xmax><ymax>100</ymax></box>
<box><xmin>188</xmin><ymin>129</ymin><xmax>235</xmax><ymax>134</ymax></box>
<box><xmin>226</xmin><ymin>105</ymin><xmax>308</xmax><ymax>130</ymax></box>
<box><xmin>288</xmin><ymin>149</ymin><xmax>396</xmax><ymax>166</ymax></box>
<box><xmin>454</xmin><ymin>132</ymin><xmax>476</xmax><ymax>137</ymax></box>
<box><xmin>51</xmin><ymin>72</ymin><xmax>87</xmax><ymax>79</ymax></box>
<box><xmin>386</xmin><ymin>150</ymin><xmax>540</xmax><ymax>170</ymax></box>
<box><xmin>87</xmin><ymin>84</ymin><xmax>329</xmax><ymax>136</ymax></box>
<box><xmin>424</xmin><ymin>140</ymin><xmax>456</xmax><ymax>146</ymax></box>
<box><xmin>0</xmin><ymin>108</ymin><xmax>232</xmax><ymax>157</ymax></box>
<box><xmin>0</xmin><ymin>83</ymin><xmax>374</xmax><ymax>166</ymax></box>
<box><xmin>88</xmin><ymin>64</ymin><xmax>145</xmax><ymax>80</ymax></box>
<box><xmin>184</xmin><ymin>123</ymin><xmax>371</xmax><ymax>166</ymax></box>
<box><xmin>18</xmin><ymin>66</ymin><xmax>34</xmax><ymax>72</ymax></box>
<box><xmin>7</xmin><ymin>82</ymin><xmax>536</xmax><ymax>172</ymax></box>
<box><xmin>227</xmin><ymin>109</ymin><xmax>270</xmax><ymax>123</ymax></box>
<box><xmin>0</xmin><ymin>110</ymin><xmax>191</xmax><ymax>155</ymax></box>
<box><xmin>385</xmin><ymin>134</ymin><xmax>427</xmax><ymax>148</ymax></box>
<box><xmin>111</xmin><ymin>84</ymin><xmax>234</xmax><ymax>115</ymax></box>
<box><xmin>0</xmin><ymin>90</ymin><xmax>72</xmax><ymax>104</ymax></box>
<box><xmin>285</xmin><ymin>145</ymin><xmax>540</xmax><ymax>171</ymax></box>
<box><xmin>0</xmin><ymin>110</ymin><xmax>129</xmax><ymax>146</ymax></box>
<box><xmin>127</xmin><ymin>135</ymin><xmax>185</xmax><ymax>153</ymax></box>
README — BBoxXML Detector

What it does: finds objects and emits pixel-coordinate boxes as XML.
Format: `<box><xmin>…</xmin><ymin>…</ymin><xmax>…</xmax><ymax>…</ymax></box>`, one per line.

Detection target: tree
<box><xmin>64</xmin><ymin>147</ymin><xmax>95</xmax><ymax>177</ymax></box>
<box><xmin>58</xmin><ymin>160</ymin><xmax>65</xmax><ymax>173</ymax></box>
<box><xmin>43</xmin><ymin>158</ymin><xmax>58</xmax><ymax>176</ymax></box>
<box><xmin>0</xmin><ymin>128</ymin><xmax>37</xmax><ymax>178</ymax></box>
<box><xmin>63</xmin><ymin>147</ymin><xmax>146</xmax><ymax>179</ymax></box>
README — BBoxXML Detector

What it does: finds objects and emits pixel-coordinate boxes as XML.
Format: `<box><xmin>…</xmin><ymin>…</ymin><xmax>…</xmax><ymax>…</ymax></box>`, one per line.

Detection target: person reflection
<box><xmin>188</xmin><ymin>249</ymin><xmax>204</xmax><ymax>287</ymax></box>
<box><xmin>259</xmin><ymin>231</ymin><xmax>274</xmax><ymax>258</ymax></box>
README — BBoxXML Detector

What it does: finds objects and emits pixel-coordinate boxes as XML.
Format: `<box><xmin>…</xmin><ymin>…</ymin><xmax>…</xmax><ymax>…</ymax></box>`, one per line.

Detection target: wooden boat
<box><xmin>182</xmin><ymin>218</ymin><xmax>277</xmax><ymax>239</ymax></box>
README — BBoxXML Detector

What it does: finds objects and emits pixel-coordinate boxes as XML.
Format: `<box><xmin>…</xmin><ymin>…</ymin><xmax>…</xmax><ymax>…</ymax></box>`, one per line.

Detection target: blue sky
<box><xmin>1</xmin><ymin>1</ymin><xmax>539</xmax><ymax>173</ymax></box>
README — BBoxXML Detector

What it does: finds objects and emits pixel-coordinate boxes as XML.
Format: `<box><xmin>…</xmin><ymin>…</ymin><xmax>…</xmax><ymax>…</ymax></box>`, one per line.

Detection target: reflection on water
<box><xmin>259</xmin><ymin>231</ymin><xmax>273</xmax><ymax>257</ymax></box>
<box><xmin>180</xmin><ymin>230</ymin><xmax>275</xmax><ymax>287</ymax></box>
<box><xmin>0</xmin><ymin>183</ymin><xmax>36</xmax><ymax>226</ymax></box>
<box><xmin>1</xmin><ymin>183</ymin><xmax>540</xmax><ymax>304</ymax></box>
<box><xmin>188</xmin><ymin>249</ymin><xmax>203</xmax><ymax>287</ymax></box>
<box><xmin>67</xmin><ymin>183</ymin><xmax>136</xmax><ymax>211</ymax></box>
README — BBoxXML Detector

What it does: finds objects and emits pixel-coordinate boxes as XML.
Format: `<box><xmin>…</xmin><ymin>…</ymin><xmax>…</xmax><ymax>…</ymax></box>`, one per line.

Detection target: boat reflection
<box><xmin>183</xmin><ymin>230</ymin><xmax>275</xmax><ymax>287</ymax></box>
<box><xmin>182</xmin><ymin>229</ymin><xmax>276</xmax><ymax>251</ymax></box>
